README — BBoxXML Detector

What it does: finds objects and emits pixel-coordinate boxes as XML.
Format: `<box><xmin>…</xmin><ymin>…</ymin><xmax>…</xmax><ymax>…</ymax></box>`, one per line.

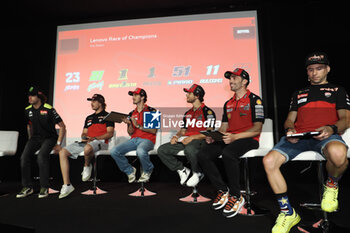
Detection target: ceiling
<box><xmin>7</xmin><ymin>0</ymin><xmax>265</xmax><ymax>25</ymax></box>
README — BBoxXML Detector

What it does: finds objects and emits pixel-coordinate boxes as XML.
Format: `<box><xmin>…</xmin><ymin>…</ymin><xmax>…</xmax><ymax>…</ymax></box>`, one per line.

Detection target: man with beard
<box><xmin>157</xmin><ymin>84</ymin><xmax>216</xmax><ymax>187</ymax></box>
<box><xmin>198</xmin><ymin>68</ymin><xmax>264</xmax><ymax>218</ymax></box>
<box><xmin>110</xmin><ymin>88</ymin><xmax>158</xmax><ymax>183</ymax></box>
<box><xmin>17</xmin><ymin>86</ymin><xmax>66</xmax><ymax>198</ymax></box>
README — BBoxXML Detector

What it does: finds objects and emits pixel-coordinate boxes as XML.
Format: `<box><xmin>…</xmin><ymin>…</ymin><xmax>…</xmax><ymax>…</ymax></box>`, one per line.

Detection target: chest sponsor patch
<box><xmin>241</xmin><ymin>104</ymin><xmax>250</xmax><ymax>111</ymax></box>
<box><xmin>297</xmin><ymin>93</ymin><xmax>308</xmax><ymax>99</ymax></box>
<box><xmin>324</xmin><ymin>92</ymin><xmax>332</xmax><ymax>98</ymax></box>
<box><xmin>298</xmin><ymin>98</ymin><xmax>307</xmax><ymax>104</ymax></box>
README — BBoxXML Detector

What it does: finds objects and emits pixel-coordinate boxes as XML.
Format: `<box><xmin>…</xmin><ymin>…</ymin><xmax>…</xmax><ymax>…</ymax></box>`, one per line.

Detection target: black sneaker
<box><xmin>16</xmin><ymin>187</ymin><xmax>34</xmax><ymax>198</ymax></box>
<box><xmin>38</xmin><ymin>188</ymin><xmax>49</xmax><ymax>198</ymax></box>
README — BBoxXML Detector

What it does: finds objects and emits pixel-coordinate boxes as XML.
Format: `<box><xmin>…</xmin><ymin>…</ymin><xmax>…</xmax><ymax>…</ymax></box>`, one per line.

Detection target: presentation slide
<box><xmin>54</xmin><ymin>11</ymin><xmax>262</xmax><ymax>141</ymax></box>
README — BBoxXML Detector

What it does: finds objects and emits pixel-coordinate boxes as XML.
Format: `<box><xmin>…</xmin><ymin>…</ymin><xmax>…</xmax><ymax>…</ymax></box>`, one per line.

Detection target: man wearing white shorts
<box><xmin>58</xmin><ymin>94</ymin><xmax>114</xmax><ymax>199</ymax></box>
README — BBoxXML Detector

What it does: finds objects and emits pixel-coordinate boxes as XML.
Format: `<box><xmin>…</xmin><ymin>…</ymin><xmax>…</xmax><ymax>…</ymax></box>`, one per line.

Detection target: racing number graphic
<box><xmin>206</xmin><ymin>65</ymin><xmax>220</xmax><ymax>76</ymax></box>
<box><xmin>148</xmin><ymin>67</ymin><xmax>156</xmax><ymax>78</ymax></box>
<box><xmin>172</xmin><ymin>66</ymin><xmax>191</xmax><ymax>77</ymax></box>
<box><xmin>118</xmin><ymin>69</ymin><xmax>128</xmax><ymax>80</ymax></box>
<box><xmin>65</xmin><ymin>72</ymin><xmax>80</xmax><ymax>83</ymax></box>
<box><xmin>89</xmin><ymin>71</ymin><xmax>104</xmax><ymax>81</ymax></box>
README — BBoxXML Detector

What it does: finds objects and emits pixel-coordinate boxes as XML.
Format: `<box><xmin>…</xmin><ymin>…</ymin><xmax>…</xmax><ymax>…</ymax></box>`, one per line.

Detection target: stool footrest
<box><xmin>239</xmin><ymin>203</ymin><xmax>269</xmax><ymax>216</ymax></box>
<box><xmin>129</xmin><ymin>183</ymin><xmax>156</xmax><ymax>197</ymax></box>
<box><xmin>48</xmin><ymin>188</ymin><xmax>59</xmax><ymax>194</ymax></box>
<box><xmin>300</xmin><ymin>203</ymin><xmax>321</xmax><ymax>211</ymax></box>
<box><xmin>179</xmin><ymin>191</ymin><xmax>211</xmax><ymax>203</ymax></box>
<box><xmin>81</xmin><ymin>187</ymin><xmax>108</xmax><ymax>195</ymax></box>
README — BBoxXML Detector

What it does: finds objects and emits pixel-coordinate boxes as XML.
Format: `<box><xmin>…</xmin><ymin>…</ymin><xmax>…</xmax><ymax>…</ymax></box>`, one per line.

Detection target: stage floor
<box><xmin>1</xmin><ymin>180</ymin><xmax>350</xmax><ymax>233</ymax></box>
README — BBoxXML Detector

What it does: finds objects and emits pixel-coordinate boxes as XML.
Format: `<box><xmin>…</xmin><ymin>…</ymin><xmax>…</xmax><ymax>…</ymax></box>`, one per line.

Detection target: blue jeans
<box><xmin>110</xmin><ymin>137</ymin><xmax>154</xmax><ymax>175</ymax></box>
<box><xmin>272</xmin><ymin>134</ymin><xmax>347</xmax><ymax>162</ymax></box>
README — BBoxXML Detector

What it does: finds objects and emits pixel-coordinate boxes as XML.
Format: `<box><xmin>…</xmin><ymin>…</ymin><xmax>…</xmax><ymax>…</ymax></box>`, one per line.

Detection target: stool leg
<box><xmin>244</xmin><ymin>158</ymin><xmax>252</xmax><ymax>214</ymax></box>
<box><xmin>92</xmin><ymin>159</ymin><xmax>97</xmax><ymax>195</ymax></box>
<box><xmin>298</xmin><ymin>161</ymin><xmax>325</xmax><ymax>211</ymax></box>
<box><xmin>298</xmin><ymin>161</ymin><xmax>331</xmax><ymax>233</ymax></box>
<box><xmin>140</xmin><ymin>182</ymin><xmax>145</xmax><ymax>196</ymax></box>
<box><xmin>300</xmin><ymin>162</ymin><xmax>322</xmax><ymax>209</ymax></box>
<box><xmin>81</xmin><ymin>157</ymin><xmax>107</xmax><ymax>195</ymax></box>
<box><xmin>192</xmin><ymin>186</ymin><xmax>198</xmax><ymax>202</ymax></box>
<box><xmin>239</xmin><ymin>157</ymin><xmax>269</xmax><ymax>216</ymax></box>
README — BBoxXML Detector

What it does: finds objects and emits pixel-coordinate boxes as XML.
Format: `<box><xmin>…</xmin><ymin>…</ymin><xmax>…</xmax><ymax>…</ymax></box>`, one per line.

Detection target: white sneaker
<box><xmin>177</xmin><ymin>167</ymin><xmax>190</xmax><ymax>185</ymax></box>
<box><xmin>138</xmin><ymin>170</ymin><xmax>152</xmax><ymax>183</ymax></box>
<box><xmin>81</xmin><ymin>164</ymin><xmax>92</xmax><ymax>182</ymax></box>
<box><xmin>186</xmin><ymin>172</ymin><xmax>204</xmax><ymax>187</ymax></box>
<box><xmin>127</xmin><ymin>167</ymin><xmax>137</xmax><ymax>183</ymax></box>
<box><xmin>59</xmin><ymin>184</ymin><xmax>75</xmax><ymax>199</ymax></box>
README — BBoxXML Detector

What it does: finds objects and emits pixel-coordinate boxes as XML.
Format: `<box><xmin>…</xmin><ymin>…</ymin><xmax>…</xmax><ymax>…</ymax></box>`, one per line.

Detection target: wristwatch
<box><xmin>285</xmin><ymin>127</ymin><xmax>294</xmax><ymax>133</ymax></box>
<box><xmin>327</xmin><ymin>125</ymin><xmax>338</xmax><ymax>134</ymax></box>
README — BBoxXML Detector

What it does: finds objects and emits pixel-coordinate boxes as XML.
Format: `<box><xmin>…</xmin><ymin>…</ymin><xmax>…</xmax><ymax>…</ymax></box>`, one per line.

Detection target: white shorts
<box><xmin>64</xmin><ymin>140</ymin><xmax>108</xmax><ymax>159</ymax></box>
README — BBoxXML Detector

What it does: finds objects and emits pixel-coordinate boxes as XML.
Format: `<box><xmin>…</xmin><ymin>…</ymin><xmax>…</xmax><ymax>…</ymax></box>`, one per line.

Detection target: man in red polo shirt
<box><xmin>157</xmin><ymin>84</ymin><xmax>216</xmax><ymax>187</ymax></box>
<box><xmin>110</xmin><ymin>88</ymin><xmax>158</xmax><ymax>183</ymax></box>
<box><xmin>198</xmin><ymin>68</ymin><xmax>264</xmax><ymax>218</ymax></box>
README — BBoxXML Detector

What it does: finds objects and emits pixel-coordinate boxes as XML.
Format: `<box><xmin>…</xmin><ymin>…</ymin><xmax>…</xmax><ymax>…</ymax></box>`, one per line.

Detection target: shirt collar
<box><xmin>233</xmin><ymin>89</ymin><xmax>250</xmax><ymax>101</ymax></box>
<box><xmin>32</xmin><ymin>103</ymin><xmax>44</xmax><ymax>110</ymax></box>
<box><xmin>134</xmin><ymin>104</ymin><xmax>148</xmax><ymax>113</ymax></box>
<box><xmin>191</xmin><ymin>103</ymin><xmax>205</xmax><ymax>112</ymax></box>
<box><xmin>94</xmin><ymin>110</ymin><xmax>105</xmax><ymax>116</ymax></box>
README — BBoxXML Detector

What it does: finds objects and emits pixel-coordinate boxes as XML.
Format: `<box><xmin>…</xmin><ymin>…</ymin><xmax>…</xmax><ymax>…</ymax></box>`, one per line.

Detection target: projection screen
<box><xmin>54</xmin><ymin>11</ymin><xmax>262</xmax><ymax>142</ymax></box>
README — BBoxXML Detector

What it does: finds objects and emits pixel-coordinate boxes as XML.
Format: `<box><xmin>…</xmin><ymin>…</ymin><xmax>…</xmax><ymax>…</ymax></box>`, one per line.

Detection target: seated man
<box><xmin>198</xmin><ymin>68</ymin><xmax>264</xmax><ymax>218</ymax></box>
<box><xmin>110</xmin><ymin>88</ymin><xmax>158</xmax><ymax>183</ymax></box>
<box><xmin>58</xmin><ymin>94</ymin><xmax>114</xmax><ymax>199</ymax></box>
<box><xmin>17</xmin><ymin>86</ymin><xmax>66</xmax><ymax>199</ymax></box>
<box><xmin>158</xmin><ymin>84</ymin><xmax>216</xmax><ymax>187</ymax></box>
<box><xmin>263</xmin><ymin>52</ymin><xmax>349</xmax><ymax>233</ymax></box>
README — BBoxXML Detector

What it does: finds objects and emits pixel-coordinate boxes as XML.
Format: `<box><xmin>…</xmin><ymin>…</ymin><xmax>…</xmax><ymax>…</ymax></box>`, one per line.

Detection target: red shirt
<box><xmin>182</xmin><ymin>103</ymin><xmax>216</xmax><ymax>136</ymax></box>
<box><xmin>222</xmin><ymin>90</ymin><xmax>264</xmax><ymax>141</ymax></box>
<box><xmin>128</xmin><ymin>105</ymin><xmax>157</xmax><ymax>144</ymax></box>
<box><xmin>84</xmin><ymin>110</ymin><xmax>115</xmax><ymax>144</ymax></box>
<box><xmin>289</xmin><ymin>83</ymin><xmax>350</xmax><ymax>133</ymax></box>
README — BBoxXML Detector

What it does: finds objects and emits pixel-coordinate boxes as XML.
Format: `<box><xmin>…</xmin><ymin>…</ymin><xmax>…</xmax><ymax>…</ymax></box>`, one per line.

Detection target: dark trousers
<box><xmin>198</xmin><ymin>138</ymin><xmax>259</xmax><ymax>197</ymax></box>
<box><xmin>20</xmin><ymin>137</ymin><xmax>56</xmax><ymax>188</ymax></box>
<box><xmin>157</xmin><ymin>139</ymin><xmax>205</xmax><ymax>173</ymax></box>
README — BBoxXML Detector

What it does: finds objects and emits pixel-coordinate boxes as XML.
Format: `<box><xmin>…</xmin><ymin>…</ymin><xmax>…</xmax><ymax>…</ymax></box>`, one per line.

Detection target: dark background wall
<box><xmin>1</xmin><ymin>1</ymin><xmax>348</xmax><ymax>181</ymax></box>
